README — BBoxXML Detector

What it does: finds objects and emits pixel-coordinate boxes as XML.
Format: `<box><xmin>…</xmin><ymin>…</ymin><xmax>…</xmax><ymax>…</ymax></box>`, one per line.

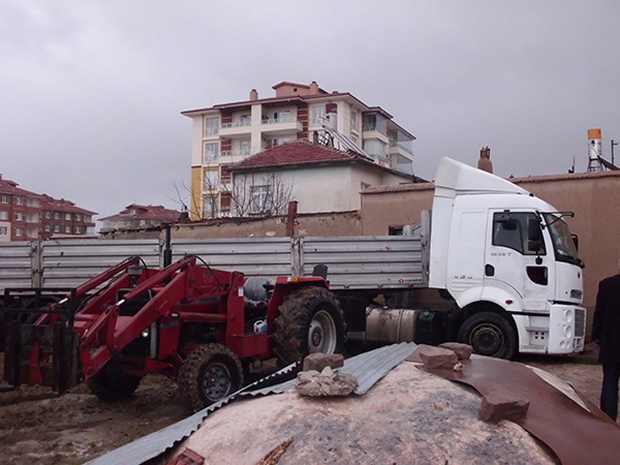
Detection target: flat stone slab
<box><xmin>439</xmin><ymin>342</ymin><xmax>473</xmax><ymax>360</ymax></box>
<box><xmin>480</xmin><ymin>384</ymin><xmax>530</xmax><ymax>423</ymax></box>
<box><xmin>417</xmin><ymin>345</ymin><xmax>459</xmax><ymax>369</ymax></box>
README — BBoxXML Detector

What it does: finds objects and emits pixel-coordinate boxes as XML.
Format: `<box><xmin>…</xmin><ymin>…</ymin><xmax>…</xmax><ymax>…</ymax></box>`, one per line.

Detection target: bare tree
<box><xmin>169</xmin><ymin>176</ymin><xmax>218</xmax><ymax>220</ymax></box>
<box><xmin>222</xmin><ymin>171</ymin><xmax>293</xmax><ymax>218</ymax></box>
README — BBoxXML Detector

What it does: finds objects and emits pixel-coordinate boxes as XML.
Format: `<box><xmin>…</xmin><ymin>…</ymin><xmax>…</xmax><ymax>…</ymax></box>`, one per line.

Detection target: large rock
<box><xmin>417</xmin><ymin>345</ymin><xmax>459</xmax><ymax>369</ymax></box>
<box><xmin>479</xmin><ymin>384</ymin><xmax>530</xmax><ymax>423</ymax></box>
<box><xmin>176</xmin><ymin>363</ymin><xmax>556</xmax><ymax>465</ymax></box>
<box><xmin>439</xmin><ymin>342</ymin><xmax>473</xmax><ymax>360</ymax></box>
<box><xmin>302</xmin><ymin>353</ymin><xmax>344</xmax><ymax>372</ymax></box>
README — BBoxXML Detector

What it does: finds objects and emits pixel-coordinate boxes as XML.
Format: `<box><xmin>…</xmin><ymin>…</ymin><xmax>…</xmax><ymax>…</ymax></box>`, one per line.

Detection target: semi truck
<box><xmin>0</xmin><ymin>157</ymin><xmax>586</xmax><ymax>402</ymax></box>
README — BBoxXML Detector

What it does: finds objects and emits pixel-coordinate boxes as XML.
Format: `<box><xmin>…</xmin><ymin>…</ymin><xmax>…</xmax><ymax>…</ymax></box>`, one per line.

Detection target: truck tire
<box><xmin>86</xmin><ymin>359</ymin><xmax>142</xmax><ymax>402</ymax></box>
<box><xmin>178</xmin><ymin>343</ymin><xmax>244</xmax><ymax>412</ymax></box>
<box><xmin>272</xmin><ymin>287</ymin><xmax>346</xmax><ymax>366</ymax></box>
<box><xmin>457</xmin><ymin>312</ymin><xmax>517</xmax><ymax>360</ymax></box>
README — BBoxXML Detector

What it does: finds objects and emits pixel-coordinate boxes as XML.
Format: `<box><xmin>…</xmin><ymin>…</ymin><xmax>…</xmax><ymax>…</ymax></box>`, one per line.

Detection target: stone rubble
<box><xmin>296</xmin><ymin>366</ymin><xmax>358</xmax><ymax>397</ymax></box>
<box><xmin>302</xmin><ymin>353</ymin><xmax>344</xmax><ymax>372</ymax></box>
<box><xmin>439</xmin><ymin>342</ymin><xmax>474</xmax><ymax>360</ymax></box>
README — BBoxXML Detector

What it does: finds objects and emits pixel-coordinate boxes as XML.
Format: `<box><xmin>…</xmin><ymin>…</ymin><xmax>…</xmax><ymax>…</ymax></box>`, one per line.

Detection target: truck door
<box><xmin>484</xmin><ymin>211</ymin><xmax>554</xmax><ymax>307</ymax></box>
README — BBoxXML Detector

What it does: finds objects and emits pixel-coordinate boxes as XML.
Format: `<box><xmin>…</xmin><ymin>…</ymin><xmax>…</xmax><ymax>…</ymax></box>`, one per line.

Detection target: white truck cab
<box><xmin>429</xmin><ymin>157</ymin><xmax>586</xmax><ymax>358</ymax></box>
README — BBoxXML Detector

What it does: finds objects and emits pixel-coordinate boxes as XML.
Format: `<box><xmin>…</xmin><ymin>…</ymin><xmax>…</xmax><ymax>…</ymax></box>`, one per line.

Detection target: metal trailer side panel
<box><xmin>0</xmin><ymin>242</ymin><xmax>35</xmax><ymax>289</ymax></box>
<box><xmin>40</xmin><ymin>239</ymin><xmax>162</xmax><ymax>288</ymax></box>
<box><xmin>170</xmin><ymin>238</ymin><xmax>293</xmax><ymax>280</ymax></box>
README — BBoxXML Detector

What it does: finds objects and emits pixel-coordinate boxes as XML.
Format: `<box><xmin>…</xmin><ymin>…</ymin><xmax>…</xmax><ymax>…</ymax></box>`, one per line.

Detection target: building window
<box><xmin>205</xmin><ymin>116</ymin><xmax>219</xmax><ymax>135</ymax></box>
<box><xmin>240</xmin><ymin>140</ymin><xmax>251</xmax><ymax>155</ymax></box>
<box><xmin>85</xmin><ymin>215</ymin><xmax>91</xmax><ymax>223</ymax></box>
<box><xmin>45</xmin><ymin>225</ymin><xmax>50</xmax><ymax>232</ymax></box>
<box><xmin>240</xmin><ymin>114</ymin><xmax>251</xmax><ymax>125</ymax></box>
<box><xmin>1</xmin><ymin>195</ymin><xmax>7</xmax><ymax>204</ymax></box>
<box><xmin>45</xmin><ymin>212</ymin><xmax>51</xmax><ymax>219</ymax></box>
<box><xmin>364</xmin><ymin>139</ymin><xmax>387</xmax><ymax>160</ymax></box>
<box><xmin>139</xmin><ymin>220</ymin><xmax>146</xmax><ymax>226</ymax></box>
<box><xmin>273</xmin><ymin>137</ymin><xmax>291</xmax><ymax>147</ymax></box>
<box><xmin>360</xmin><ymin>182</ymin><xmax>371</xmax><ymax>191</ymax></box>
<box><xmin>203</xmin><ymin>170</ymin><xmax>219</xmax><ymax>190</ymax></box>
<box><xmin>274</xmin><ymin>110</ymin><xmax>291</xmax><ymax>123</ymax></box>
<box><xmin>75</xmin><ymin>214</ymin><xmax>81</xmax><ymax>221</ymax></box>
<box><xmin>65</xmin><ymin>226</ymin><xmax>71</xmax><ymax>233</ymax></box>
<box><xmin>54</xmin><ymin>212</ymin><xmax>60</xmax><ymax>220</ymax></box>
<box><xmin>311</xmin><ymin>105</ymin><xmax>326</xmax><ymax>125</ymax></box>
<box><xmin>0</xmin><ymin>211</ymin><xmax>7</xmax><ymax>220</ymax></box>
<box><xmin>15</xmin><ymin>212</ymin><xmax>23</xmax><ymax>221</ymax></box>
<box><xmin>351</xmin><ymin>110</ymin><xmax>358</xmax><ymax>131</ymax></box>
<box><xmin>389</xmin><ymin>226</ymin><xmax>404</xmax><ymax>236</ymax></box>
<box><xmin>203</xmin><ymin>196</ymin><xmax>217</xmax><ymax>218</ymax></box>
<box><xmin>65</xmin><ymin>213</ymin><xmax>71</xmax><ymax>220</ymax></box>
<box><xmin>16</xmin><ymin>196</ymin><xmax>23</xmax><ymax>205</ymax></box>
<box><xmin>26</xmin><ymin>213</ymin><xmax>33</xmax><ymax>222</ymax></box>
<box><xmin>54</xmin><ymin>225</ymin><xmax>60</xmax><ymax>233</ymax></box>
<box><xmin>250</xmin><ymin>186</ymin><xmax>271</xmax><ymax>215</ymax></box>
<box><xmin>75</xmin><ymin>226</ymin><xmax>81</xmax><ymax>233</ymax></box>
<box><xmin>0</xmin><ymin>226</ymin><xmax>7</xmax><ymax>235</ymax></box>
<box><xmin>16</xmin><ymin>227</ymin><xmax>23</xmax><ymax>236</ymax></box>
<box><xmin>204</xmin><ymin>142</ymin><xmax>219</xmax><ymax>162</ymax></box>
<box><xmin>363</xmin><ymin>113</ymin><xmax>387</xmax><ymax>135</ymax></box>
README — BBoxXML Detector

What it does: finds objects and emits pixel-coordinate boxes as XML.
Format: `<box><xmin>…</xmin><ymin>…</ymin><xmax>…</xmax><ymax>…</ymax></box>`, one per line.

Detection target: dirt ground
<box><xmin>0</xmin><ymin>344</ymin><xmax>611</xmax><ymax>465</ymax></box>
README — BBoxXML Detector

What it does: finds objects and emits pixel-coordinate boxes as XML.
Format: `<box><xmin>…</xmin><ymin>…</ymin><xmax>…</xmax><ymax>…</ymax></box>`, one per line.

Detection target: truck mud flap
<box><xmin>3</xmin><ymin>320</ymin><xmax>80</xmax><ymax>394</ymax></box>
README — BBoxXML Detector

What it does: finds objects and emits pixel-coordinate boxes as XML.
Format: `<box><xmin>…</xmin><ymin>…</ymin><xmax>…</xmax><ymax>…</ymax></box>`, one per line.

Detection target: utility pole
<box><xmin>612</xmin><ymin>139</ymin><xmax>618</xmax><ymax>166</ymax></box>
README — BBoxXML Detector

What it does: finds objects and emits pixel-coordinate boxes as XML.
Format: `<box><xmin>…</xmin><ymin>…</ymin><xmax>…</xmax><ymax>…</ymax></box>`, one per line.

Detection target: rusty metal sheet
<box><xmin>420</xmin><ymin>356</ymin><xmax>620</xmax><ymax>465</ymax></box>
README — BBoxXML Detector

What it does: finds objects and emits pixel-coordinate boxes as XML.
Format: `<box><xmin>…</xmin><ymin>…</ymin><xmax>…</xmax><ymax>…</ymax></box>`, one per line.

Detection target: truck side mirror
<box><xmin>572</xmin><ymin>234</ymin><xmax>579</xmax><ymax>252</ymax></box>
<box><xmin>528</xmin><ymin>240</ymin><xmax>543</xmax><ymax>253</ymax></box>
<box><xmin>527</xmin><ymin>218</ymin><xmax>542</xmax><ymax>241</ymax></box>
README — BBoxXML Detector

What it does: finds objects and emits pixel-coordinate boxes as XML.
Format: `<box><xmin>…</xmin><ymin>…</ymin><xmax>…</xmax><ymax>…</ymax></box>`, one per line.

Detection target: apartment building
<box><xmin>0</xmin><ymin>174</ymin><xmax>96</xmax><ymax>242</ymax></box>
<box><xmin>181</xmin><ymin>81</ymin><xmax>416</xmax><ymax>219</ymax></box>
<box><xmin>98</xmin><ymin>203</ymin><xmax>180</xmax><ymax>233</ymax></box>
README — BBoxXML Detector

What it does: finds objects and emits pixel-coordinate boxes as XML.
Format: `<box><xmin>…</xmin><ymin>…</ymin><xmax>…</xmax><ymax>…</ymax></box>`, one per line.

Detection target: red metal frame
<box><xmin>13</xmin><ymin>256</ymin><xmax>329</xmax><ymax>386</ymax></box>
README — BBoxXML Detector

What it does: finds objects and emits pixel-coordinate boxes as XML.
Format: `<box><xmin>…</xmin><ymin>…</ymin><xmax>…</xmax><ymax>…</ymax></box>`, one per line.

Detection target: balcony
<box><xmin>219</xmin><ymin>121</ymin><xmax>251</xmax><ymax>138</ymax></box>
<box><xmin>260</xmin><ymin>117</ymin><xmax>303</xmax><ymax>136</ymax></box>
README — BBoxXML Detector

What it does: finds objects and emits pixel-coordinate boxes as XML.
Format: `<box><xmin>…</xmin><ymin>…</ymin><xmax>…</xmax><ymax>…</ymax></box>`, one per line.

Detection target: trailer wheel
<box><xmin>178</xmin><ymin>343</ymin><xmax>243</xmax><ymax>412</ymax></box>
<box><xmin>457</xmin><ymin>312</ymin><xmax>517</xmax><ymax>359</ymax></box>
<box><xmin>86</xmin><ymin>359</ymin><xmax>142</xmax><ymax>402</ymax></box>
<box><xmin>272</xmin><ymin>287</ymin><xmax>346</xmax><ymax>366</ymax></box>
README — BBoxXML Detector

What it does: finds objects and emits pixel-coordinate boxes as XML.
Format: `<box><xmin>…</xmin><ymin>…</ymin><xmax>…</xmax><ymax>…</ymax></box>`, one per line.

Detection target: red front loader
<box><xmin>2</xmin><ymin>256</ymin><xmax>346</xmax><ymax>411</ymax></box>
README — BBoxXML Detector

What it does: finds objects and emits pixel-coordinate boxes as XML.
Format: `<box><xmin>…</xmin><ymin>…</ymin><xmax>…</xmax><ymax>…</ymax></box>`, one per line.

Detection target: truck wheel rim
<box><xmin>308</xmin><ymin>310</ymin><xmax>337</xmax><ymax>354</ymax></box>
<box><xmin>470</xmin><ymin>324</ymin><xmax>503</xmax><ymax>356</ymax></box>
<box><xmin>202</xmin><ymin>362</ymin><xmax>232</xmax><ymax>401</ymax></box>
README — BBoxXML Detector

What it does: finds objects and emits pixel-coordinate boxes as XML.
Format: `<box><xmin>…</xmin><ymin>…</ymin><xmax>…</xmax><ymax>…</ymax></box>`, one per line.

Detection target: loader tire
<box><xmin>86</xmin><ymin>359</ymin><xmax>142</xmax><ymax>402</ymax></box>
<box><xmin>178</xmin><ymin>343</ymin><xmax>244</xmax><ymax>412</ymax></box>
<box><xmin>272</xmin><ymin>287</ymin><xmax>346</xmax><ymax>367</ymax></box>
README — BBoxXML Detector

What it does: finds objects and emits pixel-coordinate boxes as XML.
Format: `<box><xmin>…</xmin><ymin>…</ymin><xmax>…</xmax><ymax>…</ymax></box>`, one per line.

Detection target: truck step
<box><xmin>525</xmin><ymin>326</ymin><xmax>549</xmax><ymax>333</ymax></box>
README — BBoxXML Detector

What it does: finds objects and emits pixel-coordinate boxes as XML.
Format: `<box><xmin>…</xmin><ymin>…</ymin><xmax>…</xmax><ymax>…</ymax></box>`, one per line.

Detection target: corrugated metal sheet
<box><xmin>302</xmin><ymin>236</ymin><xmax>426</xmax><ymax>289</ymax></box>
<box><xmin>171</xmin><ymin>238</ymin><xmax>293</xmax><ymax>279</ymax></box>
<box><xmin>84</xmin><ymin>344</ymin><xmax>416</xmax><ymax>465</ymax></box>
<box><xmin>240</xmin><ymin>342</ymin><xmax>418</xmax><ymax>397</ymax></box>
<box><xmin>40</xmin><ymin>239</ymin><xmax>161</xmax><ymax>288</ymax></box>
<box><xmin>0</xmin><ymin>242</ymin><xmax>34</xmax><ymax>288</ymax></box>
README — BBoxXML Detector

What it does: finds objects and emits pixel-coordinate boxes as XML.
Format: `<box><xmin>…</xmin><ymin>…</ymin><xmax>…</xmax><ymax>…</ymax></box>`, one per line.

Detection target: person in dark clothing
<box><xmin>592</xmin><ymin>264</ymin><xmax>620</xmax><ymax>421</ymax></box>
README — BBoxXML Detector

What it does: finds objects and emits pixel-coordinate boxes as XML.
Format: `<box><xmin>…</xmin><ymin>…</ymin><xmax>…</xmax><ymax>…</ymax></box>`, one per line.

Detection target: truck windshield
<box><xmin>542</xmin><ymin>213</ymin><xmax>582</xmax><ymax>267</ymax></box>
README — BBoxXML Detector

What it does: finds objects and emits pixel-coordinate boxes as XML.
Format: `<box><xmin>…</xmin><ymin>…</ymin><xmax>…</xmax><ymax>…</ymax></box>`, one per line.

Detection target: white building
<box><xmin>226</xmin><ymin>141</ymin><xmax>414</xmax><ymax>217</ymax></box>
<box><xmin>181</xmin><ymin>81</ymin><xmax>416</xmax><ymax>219</ymax></box>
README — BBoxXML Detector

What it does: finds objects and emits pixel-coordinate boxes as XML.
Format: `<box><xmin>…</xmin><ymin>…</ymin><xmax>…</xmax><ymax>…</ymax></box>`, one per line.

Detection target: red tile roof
<box><xmin>40</xmin><ymin>194</ymin><xmax>97</xmax><ymax>215</ymax></box>
<box><xmin>0</xmin><ymin>175</ymin><xmax>41</xmax><ymax>197</ymax></box>
<box><xmin>99</xmin><ymin>203</ymin><xmax>180</xmax><ymax>222</ymax></box>
<box><xmin>228</xmin><ymin>141</ymin><xmax>364</xmax><ymax>171</ymax></box>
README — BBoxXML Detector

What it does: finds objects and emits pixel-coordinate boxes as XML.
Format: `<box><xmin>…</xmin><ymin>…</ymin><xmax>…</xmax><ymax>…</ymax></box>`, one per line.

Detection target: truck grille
<box><xmin>575</xmin><ymin>309</ymin><xmax>585</xmax><ymax>338</ymax></box>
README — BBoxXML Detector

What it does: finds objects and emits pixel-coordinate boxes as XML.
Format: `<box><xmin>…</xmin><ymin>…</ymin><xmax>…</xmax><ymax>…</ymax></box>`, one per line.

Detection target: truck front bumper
<box><xmin>547</xmin><ymin>304</ymin><xmax>586</xmax><ymax>354</ymax></box>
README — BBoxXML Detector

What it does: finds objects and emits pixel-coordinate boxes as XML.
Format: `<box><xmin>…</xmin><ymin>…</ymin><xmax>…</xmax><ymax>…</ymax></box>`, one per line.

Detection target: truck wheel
<box><xmin>86</xmin><ymin>359</ymin><xmax>142</xmax><ymax>402</ymax></box>
<box><xmin>457</xmin><ymin>312</ymin><xmax>517</xmax><ymax>359</ymax></box>
<box><xmin>178</xmin><ymin>343</ymin><xmax>244</xmax><ymax>412</ymax></box>
<box><xmin>273</xmin><ymin>287</ymin><xmax>346</xmax><ymax>366</ymax></box>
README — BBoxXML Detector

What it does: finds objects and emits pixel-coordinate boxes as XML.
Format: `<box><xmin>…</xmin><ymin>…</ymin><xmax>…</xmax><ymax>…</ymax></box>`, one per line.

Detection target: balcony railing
<box><xmin>389</xmin><ymin>140</ymin><xmax>413</xmax><ymax>154</ymax></box>
<box><xmin>261</xmin><ymin>117</ymin><xmax>298</xmax><ymax>125</ymax></box>
<box><xmin>220</xmin><ymin>150</ymin><xmax>251</xmax><ymax>157</ymax></box>
<box><xmin>220</xmin><ymin>121</ymin><xmax>251</xmax><ymax>129</ymax></box>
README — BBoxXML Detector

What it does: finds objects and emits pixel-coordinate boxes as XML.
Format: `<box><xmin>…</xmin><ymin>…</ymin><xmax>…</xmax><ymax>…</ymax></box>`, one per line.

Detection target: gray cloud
<box><xmin>1</xmin><ymin>0</ymin><xmax>619</xmax><ymax>220</ymax></box>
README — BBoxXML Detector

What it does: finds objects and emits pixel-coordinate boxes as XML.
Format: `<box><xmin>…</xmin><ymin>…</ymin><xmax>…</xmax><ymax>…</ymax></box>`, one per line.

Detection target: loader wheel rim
<box><xmin>308</xmin><ymin>309</ymin><xmax>337</xmax><ymax>354</ymax></box>
<box><xmin>201</xmin><ymin>362</ymin><xmax>232</xmax><ymax>401</ymax></box>
<box><xmin>470</xmin><ymin>324</ymin><xmax>503</xmax><ymax>356</ymax></box>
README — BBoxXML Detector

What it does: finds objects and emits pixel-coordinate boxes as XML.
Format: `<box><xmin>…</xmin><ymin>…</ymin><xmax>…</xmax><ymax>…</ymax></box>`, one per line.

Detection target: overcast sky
<box><xmin>2</xmin><ymin>1</ymin><xmax>619</xmax><ymax>221</ymax></box>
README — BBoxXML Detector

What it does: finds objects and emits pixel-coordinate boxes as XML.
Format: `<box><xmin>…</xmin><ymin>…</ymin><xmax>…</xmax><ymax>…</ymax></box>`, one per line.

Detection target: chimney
<box><xmin>309</xmin><ymin>81</ymin><xmax>319</xmax><ymax>95</ymax></box>
<box><xmin>478</xmin><ymin>146</ymin><xmax>493</xmax><ymax>174</ymax></box>
<box><xmin>250</xmin><ymin>89</ymin><xmax>258</xmax><ymax>101</ymax></box>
